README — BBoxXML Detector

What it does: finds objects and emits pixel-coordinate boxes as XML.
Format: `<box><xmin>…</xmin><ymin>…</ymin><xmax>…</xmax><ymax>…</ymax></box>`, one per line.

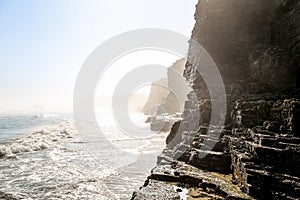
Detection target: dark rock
<box><xmin>263</xmin><ymin>120</ymin><xmax>280</xmax><ymax>132</ymax></box>
<box><xmin>166</xmin><ymin>121</ymin><xmax>182</xmax><ymax>149</ymax></box>
<box><xmin>145</xmin><ymin>116</ymin><xmax>152</xmax><ymax>123</ymax></box>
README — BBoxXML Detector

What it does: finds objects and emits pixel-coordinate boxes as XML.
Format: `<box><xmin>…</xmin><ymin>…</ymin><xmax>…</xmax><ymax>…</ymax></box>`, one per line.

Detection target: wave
<box><xmin>0</xmin><ymin>121</ymin><xmax>75</xmax><ymax>158</ymax></box>
<box><xmin>0</xmin><ymin>113</ymin><xmax>166</xmax><ymax>199</ymax></box>
<box><xmin>0</xmin><ymin>121</ymin><xmax>118</xmax><ymax>199</ymax></box>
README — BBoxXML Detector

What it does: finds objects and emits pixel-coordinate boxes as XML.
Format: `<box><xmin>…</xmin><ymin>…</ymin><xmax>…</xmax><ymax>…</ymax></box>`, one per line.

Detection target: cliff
<box><xmin>184</xmin><ymin>0</ymin><xmax>299</xmax><ymax>93</ymax></box>
<box><xmin>132</xmin><ymin>1</ymin><xmax>300</xmax><ymax>199</ymax></box>
<box><xmin>163</xmin><ymin>58</ymin><xmax>187</xmax><ymax>114</ymax></box>
<box><xmin>143</xmin><ymin>78</ymin><xmax>169</xmax><ymax>115</ymax></box>
<box><xmin>143</xmin><ymin>58</ymin><xmax>187</xmax><ymax>115</ymax></box>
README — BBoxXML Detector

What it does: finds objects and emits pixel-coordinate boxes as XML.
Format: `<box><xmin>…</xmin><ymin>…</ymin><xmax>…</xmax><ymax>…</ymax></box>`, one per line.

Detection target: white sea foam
<box><xmin>0</xmin><ymin>113</ymin><xmax>167</xmax><ymax>199</ymax></box>
<box><xmin>0</xmin><ymin>121</ymin><xmax>75</xmax><ymax>158</ymax></box>
<box><xmin>0</xmin><ymin>121</ymin><xmax>118</xmax><ymax>199</ymax></box>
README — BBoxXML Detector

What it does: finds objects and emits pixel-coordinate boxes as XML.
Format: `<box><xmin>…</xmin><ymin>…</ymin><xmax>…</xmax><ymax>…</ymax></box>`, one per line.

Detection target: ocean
<box><xmin>0</xmin><ymin>113</ymin><xmax>167</xmax><ymax>200</ymax></box>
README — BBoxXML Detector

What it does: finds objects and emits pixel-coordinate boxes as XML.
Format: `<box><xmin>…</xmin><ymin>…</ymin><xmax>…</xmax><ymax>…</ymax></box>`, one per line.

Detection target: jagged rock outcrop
<box><xmin>133</xmin><ymin>0</ymin><xmax>300</xmax><ymax>199</ymax></box>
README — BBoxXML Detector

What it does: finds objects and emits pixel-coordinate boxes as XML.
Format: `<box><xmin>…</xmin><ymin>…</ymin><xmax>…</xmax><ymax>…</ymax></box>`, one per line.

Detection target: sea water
<box><xmin>0</xmin><ymin>113</ymin><xmax>167</xmax><ymax>200</ymax></box>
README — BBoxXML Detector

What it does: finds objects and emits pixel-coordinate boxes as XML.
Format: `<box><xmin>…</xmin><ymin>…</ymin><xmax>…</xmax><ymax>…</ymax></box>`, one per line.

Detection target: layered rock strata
<box><xmin>133</xmin><ymin>0</ymin><xmax>300</xmax><ymax>199</ymax></box>
<box><xmin>229</xmin><ymin>99</ymin><xmax>300</xmax><ymax>199</ymax></box>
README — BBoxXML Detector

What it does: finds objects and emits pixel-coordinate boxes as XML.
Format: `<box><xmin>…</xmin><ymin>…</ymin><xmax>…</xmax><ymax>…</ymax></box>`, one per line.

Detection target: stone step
<box><xmin>245</xmin><ymin>169</ymin><xmax>300</xmax><ymax>199</ymax></box>
<box><xmin>143</xmin><ymin>163</ymin><xmax>252</xmax><ymax>199</ymax></box>
<box><xmin>187</xmin><ymin>149</ymin><xmax>231</xmax><ymax>174</ymax></box>
<box><xmin>243</xmin><ymin>141</ymin><xmax>300</xmax><ymax>176</ymax></box>
<box><xmin>192</xmin><ymin>138</ymin><xmax>226</xmax><ymax>152</ymax></box>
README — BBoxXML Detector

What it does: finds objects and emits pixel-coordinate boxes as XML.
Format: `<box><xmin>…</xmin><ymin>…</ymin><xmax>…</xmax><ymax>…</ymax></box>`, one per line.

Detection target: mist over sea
<box><xmin>0</xmin><ymin>112</ymin><xmax>167</xmax><ymax>200</ymax></box>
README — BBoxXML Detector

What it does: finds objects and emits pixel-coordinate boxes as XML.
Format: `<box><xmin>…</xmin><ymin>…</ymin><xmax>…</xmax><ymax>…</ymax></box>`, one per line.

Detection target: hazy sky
<box><xmin>0</xmin><ymin>0</ymin><xmax>198</xmax><ymax>113</ymax></box>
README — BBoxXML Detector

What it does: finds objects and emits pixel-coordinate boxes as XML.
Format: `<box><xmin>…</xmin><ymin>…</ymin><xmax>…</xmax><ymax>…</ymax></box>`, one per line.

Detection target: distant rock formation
<box><xmin>163</xmin><ymin>58</ymin><xmax>187</xmax><ymax>114</ymax></box>
<box><xmin>142</xmin><ymin>78</ymin><xmax>169</xmax><ymax>115</ymax></box>
<box><xmin>143</xmin><ymin>58</ymin><xmax>186</xmax><ymax>115</ymax></box>
<box><xmin>133</xmin><ymin>0</ymin><xmax>300</xmax><ymax>199</ymax></box>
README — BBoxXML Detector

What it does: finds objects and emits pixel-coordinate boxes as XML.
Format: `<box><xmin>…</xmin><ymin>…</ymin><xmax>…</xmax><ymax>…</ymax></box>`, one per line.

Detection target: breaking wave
<box><xmin>0</xmin><ymin>122</ymin><xmax>117</xmax><ymax>199</ymax></box>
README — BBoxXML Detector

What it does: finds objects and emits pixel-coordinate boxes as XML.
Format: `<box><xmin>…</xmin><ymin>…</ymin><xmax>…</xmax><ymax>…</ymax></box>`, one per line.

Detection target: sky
<box><xmin>0</xmin><ymin>0</ymin><xmax>198</xmax><ymax>114</ymax></box>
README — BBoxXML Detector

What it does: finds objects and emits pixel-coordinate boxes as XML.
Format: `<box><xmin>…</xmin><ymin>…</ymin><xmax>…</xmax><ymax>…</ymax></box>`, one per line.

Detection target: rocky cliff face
<box><xmin>132</xmin><ymin>1</ymin><xmax>300</xmax><ymax>199</ymax></box>
<box><xmin>163</xmin><ymin>58</ymin><xmax>187</xmax><ymax>114</ymax></box>
<box><xmin>184</xmin><ymin>0</ymin><xmax>299</xmax><ymax>93</ymax></box>
<box><xmin>143</xmin><ymin>58</ymin><xmax>186</xmax><ymax>115</ymax></box>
